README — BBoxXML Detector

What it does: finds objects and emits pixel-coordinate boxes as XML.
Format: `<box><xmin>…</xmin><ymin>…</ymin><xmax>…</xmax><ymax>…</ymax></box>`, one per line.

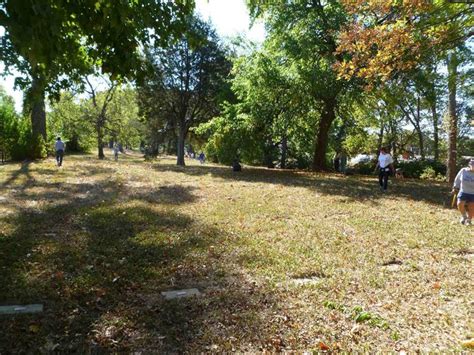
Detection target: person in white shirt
<box><xmin>374</xmin><ymin>147</ymin><xmax>394</xmax><ymax>192</ymax></box>
<box><xmin>452</xmin><ymin>159</ymin><xmax>474</xmax><ymax>225</ymax></box>
<box><xmin>55</xmin><ymin>137</ymin><xmax>65</xmax><ymax>166</ymax></box>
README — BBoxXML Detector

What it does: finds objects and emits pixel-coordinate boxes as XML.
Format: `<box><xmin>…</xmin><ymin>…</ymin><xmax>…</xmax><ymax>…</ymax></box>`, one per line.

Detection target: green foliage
<box><xmin>419</xmin><ymin>166</ymin><xmax>446</xmax><ymax>182</ymax></box>
<box><xmin>195</xmin><ymin>104</ymin><xmax>262</xmax><ymax>165</ymax></box>
<box><xmin>138</xmin><ymin>16</ymin><xmax>232</xmax><ymax>165</ymax></box>
<box><xmin>323</xmin><ymin>301</ymin><xmax>389</xmax><ymax>330</ymax></box>
<box><xmin>398</xmin><ymin>160</ymin><xmax>447</xmax><ymax>179</ymax></box>
<box><xmin>30</xmin><ymin>134</ymin><xmax>48</xmax><ymax>159</ymax></box>
<box><xmin>351</xmin><ymin>161</ymin><xmax>377</xmax><ymax>176</ymax></box>
<box><xmin>48</xmin><ymin>92</ymin><xmax>95</xmax><ymax>153</ymax></box>
<box><xmin>0</xmin><ymin>0</ymin><xmax>194</xmax><ymax>158</ymax></box>
<box><xmin>107</xmin><ymin>87</ymin><xmax>144</xmax><ymax>149</ymax></box>
<box><xmin>0</xmin><ymin>87</ymin><xmax>35</xmax><ymax>161</ymax></box>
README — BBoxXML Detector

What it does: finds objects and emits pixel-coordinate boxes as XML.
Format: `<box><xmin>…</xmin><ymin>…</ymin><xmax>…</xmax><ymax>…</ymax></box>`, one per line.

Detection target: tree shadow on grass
<box><xmin>0</xmin><ymin>168</ymin><xmax>280</xmax><ymax>352</ymax></box>
<box><xmin>0</xmin><ymin>161</ymin><xmax>33</xmax><ymax>189</ymax></box>
<box><xmin>155</xmin><ymin>163</ymin><xmax>451</xmax><ymax>208</ymax></box>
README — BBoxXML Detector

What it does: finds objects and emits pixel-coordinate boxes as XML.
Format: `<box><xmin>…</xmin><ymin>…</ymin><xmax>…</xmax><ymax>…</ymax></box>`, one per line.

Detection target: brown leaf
<box><xmin>319</xmin><ymin>341</ymin><xmax>330</xmax><ymax>351</ymax></box>
<box><xmin>29</xmin><ymin>324</ymin><xmax>40</xmax><ymax>333</ymax></box>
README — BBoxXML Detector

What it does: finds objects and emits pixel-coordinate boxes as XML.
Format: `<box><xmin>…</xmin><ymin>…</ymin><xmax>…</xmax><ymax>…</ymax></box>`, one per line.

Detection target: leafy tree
<box><xmin>83</xmin><ymin>75</ymin><xmax>118</xmax><ymax>159</ymax></box>
<box><xmin>106</xmin><ymin>86</ymin><xmax>143</xmax><ymax>150</ymax></box>
<box><xmin>196</xmin><ymin>103</ymin><xmax>264</xmax><ymax>165</ymax></box>
<box><xmin>247</xmin><ymin>0</ymin><xmax>353</xmax><ymax>170</ymax></box>
<box><xmin>0</xmin><ymin>85</ymin><xmax>31</xmax><ymax>161</ymax></box>
<box><xmin>139</xmin><ymin>17</ymin><xmax>231</xmax><ymax>166</ymax></box>
<box><xmin>335</xmin><ymin>0</ymin><xmax>473</xmax><ymax>182</ymax></box>
<box><xmin>0</xmin><ymin>0</ymin><xmax>194</xmax><ymax>157</ymax></box>
<box><xmin>48</xmin><ymin>91</ymin><xmax>95</xmax><ymax>153</ymax></box>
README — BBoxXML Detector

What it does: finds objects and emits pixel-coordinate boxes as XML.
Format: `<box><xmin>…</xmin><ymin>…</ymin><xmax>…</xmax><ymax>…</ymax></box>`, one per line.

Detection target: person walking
<box><xmin>198</xmin><ymin>152</ymin><xmax>205</xmax><ymax>164</ymax></box>
<box><xmin>374</xmin><ymin>147</ymin><xmax>394</xmax><ymax>192</ymax></box>
<box><xmin>55</xmin><ymin>137</ymin><xmax>65</xmax><ymax>167</ymax></box>
<box><xmin>113</xmin><ymin>142</ymin><xmax>119</xmax><ymax>161</ymax></box>
<box><xmin>452</xmin><ymin>158</ymin><xmax>474</xmax><ymax>225</ymax></box>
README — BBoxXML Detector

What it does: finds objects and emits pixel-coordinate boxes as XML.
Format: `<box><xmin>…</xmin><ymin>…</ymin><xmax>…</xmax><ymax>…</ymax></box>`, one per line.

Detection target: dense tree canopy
<box><xmin>0</xmin><ymin>0</ymin><xmax>194</xmax><ymax>157</ymax></box>
<box><xmin>138</xmin><ymin>17</ymin><xmax>231</xmax><ymax>166</ymax></box>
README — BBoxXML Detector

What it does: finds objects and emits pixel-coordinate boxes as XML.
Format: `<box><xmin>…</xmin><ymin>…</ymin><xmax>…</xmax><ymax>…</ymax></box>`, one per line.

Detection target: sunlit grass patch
<box><xmin>0</xmin><ymin>153</ymin><xmax>472</xmax><ymax>352</ymax></box>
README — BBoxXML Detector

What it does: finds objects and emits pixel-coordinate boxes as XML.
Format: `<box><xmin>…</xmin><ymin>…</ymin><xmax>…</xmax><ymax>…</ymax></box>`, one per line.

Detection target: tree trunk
<box><xmin>377</xmin><ymin>123</ymin><xmax>384</xmax><ymax>152</ymax></box>
<box><xmin>280</xmin><ymin>134</ymin><xmax>287</xmax><ymax>169</ymax></box>
<box><xmin>431</xmin><ymin>101</ymin><xmax>439</xmax><ymax>161</ymax></box>
<box><xmin>176</xmin><ymin>124</ymin><xmax>186</xmax><ymax>166</ymax></box>
<box><xmin>416</xmin><ymin>96</ymin><xmax>425</xmax><ymax>160</ymax></box>
<box><xmin>29</xmin><ymin>76</ymin><xmax>47</xmax><ymax>158</ymax></box>
<box><xmin>312</xmin><ymin>98</ymin><xmax>336</xmax><ymax>171</ymax></box>
<box><xmin>390</xmin><ymin>120</ymin><xmax>397</xmax><ymax>160</ymax></box>
<box><xmin>263</xmin><ymin>136</ymin><xmax>275</xmax><ymax>168</ymax></box>
<box><xmin>97</xmin><ymin>125</ymin><xmax>104</xmax><ymax>159</ymax></box>
<box><xmin>447</xmin><ymin>51</ymin><xmax>458</xmax><ymax>184</ymax></box>
<box><xmin>30</xmin><ymin>76</ymin><xmax>47</xmax><ymax>140</ymax></box>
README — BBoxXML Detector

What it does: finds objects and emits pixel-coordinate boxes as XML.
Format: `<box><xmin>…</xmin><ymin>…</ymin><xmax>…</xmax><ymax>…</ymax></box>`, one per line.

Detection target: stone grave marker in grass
<box><xmin>0</xmin><ymin>304</ymin><xmax>43</xmax><ymax>315</ymax></box>
<box><xmin>161</xmin><ymin>288</ymin><xmax>201</xmax><ymax>300</ymax></box>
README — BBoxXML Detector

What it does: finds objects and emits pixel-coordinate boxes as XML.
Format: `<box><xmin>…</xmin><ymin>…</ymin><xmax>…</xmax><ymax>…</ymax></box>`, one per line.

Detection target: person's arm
<box><xmin>453</xmin><ymin>169</ymin><xmax>463</xmax><ymax>191</ymax></box>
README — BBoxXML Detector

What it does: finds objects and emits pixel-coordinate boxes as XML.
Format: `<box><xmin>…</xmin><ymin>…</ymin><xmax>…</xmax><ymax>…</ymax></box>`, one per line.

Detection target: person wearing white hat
<box><xmin>452</xmin><ymin>158</ymin><xmax>474</xmax><ymax>225</ymax></box>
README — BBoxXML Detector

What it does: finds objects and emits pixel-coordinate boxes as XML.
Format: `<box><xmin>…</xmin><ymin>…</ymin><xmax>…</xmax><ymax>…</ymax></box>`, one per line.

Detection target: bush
<box><xmin>351</xmin><ymin>161</ymin><xmax>377</xmax><ymax>175</ymax></box>
<box><xmin>397</xmin><ymin>160</ymin><xmax>446</xmax><ymax>179</ymax></box>
<box><xmin>419</xmin><ymin>166</ymin><xmax>446</xmax><ymax>182</ymax></box>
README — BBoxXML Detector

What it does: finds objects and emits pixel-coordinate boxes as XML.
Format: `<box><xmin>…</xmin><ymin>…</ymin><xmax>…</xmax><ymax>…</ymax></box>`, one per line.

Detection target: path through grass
<box><xmin>0</xmin><ymin>152</ymin><xmax>472</xmax><ymax>352</ymax></box>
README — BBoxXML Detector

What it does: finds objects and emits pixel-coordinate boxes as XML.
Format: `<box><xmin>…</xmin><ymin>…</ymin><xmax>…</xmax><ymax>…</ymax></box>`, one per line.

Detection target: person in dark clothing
<box><xmin>55</xmin><ymin>137</ymin><xmax>65</xmax><ymax>167</ymax></box>
<box><xmin>232</xmin><ymin>159</ymin><xmax>242</xmax><ymax>172</ymax></box>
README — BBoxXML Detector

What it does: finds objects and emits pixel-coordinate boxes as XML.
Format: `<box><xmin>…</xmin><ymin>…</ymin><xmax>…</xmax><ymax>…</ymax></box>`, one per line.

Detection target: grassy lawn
<box><xmin>0</xmin><ymin>151</ymin><xmax>472</xmax><ymax>352</ymax></box>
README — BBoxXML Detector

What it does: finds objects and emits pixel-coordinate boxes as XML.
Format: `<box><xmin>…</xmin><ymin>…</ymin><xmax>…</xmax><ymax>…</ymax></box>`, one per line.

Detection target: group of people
<box><xmin>54</xmin><ymin>137</ymin><xmax>473</xmax><ymax>226</ymax></box>
<box><xmin>54</xmin><ymin>137</ymin><xmax>122</xmax><ymax>165</ymax></box>
<box><xmin>375</xmin><ymin>146</ymin><xmax>473</xmax><ymax>226</ymax></box>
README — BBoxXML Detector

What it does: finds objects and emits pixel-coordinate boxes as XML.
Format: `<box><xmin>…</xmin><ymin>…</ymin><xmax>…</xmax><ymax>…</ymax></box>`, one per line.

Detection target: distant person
<box><xmin>333</xmin><ymin>152</ymin><xmax>340</xmax><ymax>172</ymax></box>
<box><xmin>452</xmin><ymin>159</ymin><xmax>474</xmax><ymax>225</ymax></box>
<box><xmin>340</xmin><ymin>151</ymin><xmax>347</xmax><ymax>174</ymax></box>
<box><xmin>374</xmin><ymin>147</ymin><xmax>394</xmax><ymax>192</ymax></box>
<box><xmin>113</xmin><ymin>142</ymin><xmax>119</xmax><ymax>161</ymax></box>
<box><xmin>55</xmin><ymin>137</ymin><xmax>65</xmax><ymax>167</ymax></box>
<box><xmin>232</xmin><ymin>159</ymin><xmax>242</xmax><ymax>172</ymax></box>
<box><xmin>198</xmin><ymin>152</ymin><xmax>205</xmax><ymax>164</ymax></box>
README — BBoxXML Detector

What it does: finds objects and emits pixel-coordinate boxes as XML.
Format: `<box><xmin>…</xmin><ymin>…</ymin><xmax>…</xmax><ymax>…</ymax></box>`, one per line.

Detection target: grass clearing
<box><xmin>0</xmin><ymin>151</ymin><xmax>472</xmax><ymax>352</ymax></box>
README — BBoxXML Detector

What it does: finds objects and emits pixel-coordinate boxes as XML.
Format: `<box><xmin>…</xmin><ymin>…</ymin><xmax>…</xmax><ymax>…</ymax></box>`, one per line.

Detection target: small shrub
<box><xmin>420</xmin><ymin>166</ymin><xmax>446</xmax><ymax>182</ymax></box>
<box><xmin>351</xmin><ymin>161</ymin><xmax>377</xmax><ymax>175</ymax></box>
<box><xmin>397</xmin><ymin>160</ymin><xmax>446</xmax><ymax>179</ymax></box>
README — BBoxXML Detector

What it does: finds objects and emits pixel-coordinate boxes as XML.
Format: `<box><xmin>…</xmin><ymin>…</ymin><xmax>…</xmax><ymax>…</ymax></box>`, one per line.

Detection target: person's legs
<box><xmin>56</xmin><ymin>150</ymin><xmax>60</xmax><ymax>166</ymax></box>
<box><xmin>467</xmin><ymin>203</ymin><xmax>473</xmax><ymax>219</ymax></box>
<box><xmin>465</xmin><ymin>195</ymin><xmax>474</xmax><ymax>224</ymax></box>
<box><xmin>383</xmin><ymin>171</ymin><xmax>389</xmax><ymax>190</ymax></box>
<box><xmin>59</xmin><ymin>150</ymin><xmax>63</xmax><ymax>166</ymax></box>
<box><xmin>378</xmin><ymin>170</ymin><xmax>384</xmax><ymax>189</ymax></box>
<box><xmin>458</xmin><ymin>199</ymin><xmax>467</xmax><ymax>224</ymax></box>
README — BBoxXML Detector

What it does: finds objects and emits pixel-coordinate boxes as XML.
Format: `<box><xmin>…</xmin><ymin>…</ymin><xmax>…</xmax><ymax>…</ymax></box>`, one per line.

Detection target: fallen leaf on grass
<box><xmin>461</xmin><ymin>339</ymin><xmax>474</xmax><ymax>349</ymax></box>
<box><xmin>319</xmin><ymin>341</ymin><xmax>330</xmax><ymax>351</ymax></box>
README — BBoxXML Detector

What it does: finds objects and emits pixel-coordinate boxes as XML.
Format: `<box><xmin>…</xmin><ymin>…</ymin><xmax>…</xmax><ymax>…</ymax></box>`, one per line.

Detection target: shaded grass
<box><xmin>0</xmin><ymin>152</ymin><xmax>472</xmax><ymax>352</ymax></box>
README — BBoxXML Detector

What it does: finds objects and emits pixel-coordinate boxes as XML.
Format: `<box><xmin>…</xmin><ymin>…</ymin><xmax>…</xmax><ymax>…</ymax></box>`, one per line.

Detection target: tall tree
<box><xmin>139</xmin><ymin>17</ymin><xmax>231</xmax><ymax>166</ymax></box>
<box><xmin>83</xmin><ymin>75</ymin><xmax>117</xmax><ymax>159</ymax></box>
<box><xmin>0</xmin><ymin>0</ymin><xmax>194</xmax><ymax>157</ymax></box>
<box><xmin>247</xmin><ymin>0</ymin><xmax>352</xmax><ymax>170</ymax></box>
<box><xmin>446</xmin><ymin>50</ymin><xmax>459</xmax><ymax>184</ymax></box>
<box><xmin>48</xmin><ymin>91</ymin><xmax>95</xmax><ymax>153</ymax></box>
<box><xmin>335</xmin><ymin>0</ymin><xmax>473</xmax><ymax>182</ymax></box>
